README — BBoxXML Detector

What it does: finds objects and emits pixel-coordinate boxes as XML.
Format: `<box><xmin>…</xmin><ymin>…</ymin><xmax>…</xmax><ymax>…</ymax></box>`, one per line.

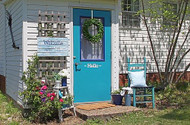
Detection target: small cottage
<box><xmin>0</xmin><ymin>0</ymin><xmax>190</xmax><ymax>106</ymax></box>
<box><xmin>0</xmin><ymin>0</ymin><xmax>120</xmax><ymax>105</ymax></box>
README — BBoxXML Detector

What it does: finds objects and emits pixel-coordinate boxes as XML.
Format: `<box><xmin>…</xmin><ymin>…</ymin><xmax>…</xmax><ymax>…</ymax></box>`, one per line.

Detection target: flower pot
<box><xmin>125</xmin><ymin>94</ymin><xmax>131</xmax><ymax>106</ymax></box>
<box><xmin>62</xmin><ymin>77</ymin><xmax>67</xmax><ymax>86</ymax></box>
<box><xmin>111</xmin><ymin>94</ymin><xmax>123</xmax><ymax>105</ymax></box>
<box><xmin>55</xmin><ymin>80</ymin><xmax>62</xmax><ymax>87</ymax></box>
<box><xmin>62</xmin><ymin>104</ymin><xmax>70</xmax><ymax>108</ymax></box>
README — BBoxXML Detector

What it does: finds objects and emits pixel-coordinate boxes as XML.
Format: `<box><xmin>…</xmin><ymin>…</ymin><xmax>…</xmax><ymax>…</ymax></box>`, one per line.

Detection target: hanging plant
<box><xmin>82</xmin><ymin>18</ymin><xmax>104</xmax><ymax>43</ymax></box>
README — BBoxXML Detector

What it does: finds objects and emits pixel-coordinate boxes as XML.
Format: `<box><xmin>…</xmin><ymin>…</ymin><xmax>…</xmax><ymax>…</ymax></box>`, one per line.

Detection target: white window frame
<box><xmin>121</xmin><ymin>0</ymin><xmax>140</xmax><ymax>28</ymax></box>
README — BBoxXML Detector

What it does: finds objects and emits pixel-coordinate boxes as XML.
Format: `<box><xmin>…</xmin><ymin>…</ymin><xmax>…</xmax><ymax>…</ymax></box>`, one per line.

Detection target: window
<box><xmin>163</xmin><ymin>3</ymin><xmax>177</xmax><ymax>26</ymax></box>
<box><xmin>81</xmin><ymin>17</ymin><xmax>104</xmax><ymax>61</ymax></box>
<box><xmin>121</xmin><ymin>0</ymin><xmax>140</xmax><ymax>27</ymax></box>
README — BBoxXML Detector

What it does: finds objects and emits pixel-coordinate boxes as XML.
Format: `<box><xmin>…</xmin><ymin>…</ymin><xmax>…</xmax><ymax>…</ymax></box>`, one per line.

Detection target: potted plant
<box><xmin>58</xmin><ymin>69</ymin><xmax>69</xmax><ymax>86</ymax></box>
<box><xmin>53</xmin><ymin>73</ymin><xmax>62</xmax><ymax>87</ymax></box>
<box><xmin>62</xmin><ymin>95</ymin><xmax>73</xmax><ymax>108</ymax></box>
<box><xmin>111</xmin><ymin>90</ymin><xmax>123</xmax><ymax>105</ymax></box>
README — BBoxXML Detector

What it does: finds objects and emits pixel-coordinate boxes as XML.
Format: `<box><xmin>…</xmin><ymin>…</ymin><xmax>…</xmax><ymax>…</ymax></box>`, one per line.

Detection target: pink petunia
<box><xmin>59</xmin><ymin>98</ymin><xmax>64</xmax><ymax>102</ymax></box>
<box><xmin>51</xmin><ymin>93</ymin><xmax>56</xmax><ymax>97</ymax></box>
<box><xmin>39</xmin><ymin>92</ymin><xmax>43</xmax><ymax>95</ymax></box>
<box><xmin>50</xmin><ymin>96</ymin><xmax>54</xmax><ymax>101</ymax></box>
<box><xmin>41</xmin><ymin>85</ymin><xmax>47</xmax><ymax>90</ymax></box>
<box><xmin>41</xmin><ymin>81</ymin><xmax>45</xmax><ymax>84</ymax></box>
<box><xmin>47</xmin><ymin>93</ymin><xmax>51</xmax><ymax>97</ymax></box>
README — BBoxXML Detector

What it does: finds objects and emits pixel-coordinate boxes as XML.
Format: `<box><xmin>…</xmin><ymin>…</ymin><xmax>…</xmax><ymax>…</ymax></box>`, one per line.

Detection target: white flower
<box><xmin>58</xmin><ymin>69</ymin><xmax>69</xmax><ymax>78</ymax></box>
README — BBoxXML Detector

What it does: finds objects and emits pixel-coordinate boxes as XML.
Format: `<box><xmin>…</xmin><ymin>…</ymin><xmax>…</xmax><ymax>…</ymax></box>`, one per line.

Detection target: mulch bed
<box><xmin>34</xmin><ymin>105</ymin><xmax>143</xmax><ymax>124</ymax></box>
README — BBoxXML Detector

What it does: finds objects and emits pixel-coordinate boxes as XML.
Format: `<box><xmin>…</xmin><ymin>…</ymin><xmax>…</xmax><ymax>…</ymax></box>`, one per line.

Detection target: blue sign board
<box><xmin>37</xmin><ymin>37</ymin><xmax>69</xmax><ymax>57</ymax></box>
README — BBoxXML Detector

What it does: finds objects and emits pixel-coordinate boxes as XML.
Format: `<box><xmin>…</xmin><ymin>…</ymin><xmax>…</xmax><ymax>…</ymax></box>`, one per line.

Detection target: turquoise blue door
<box><xmin>73</xmin><ymin>8</ymin><xmax>111</xmax><ymax>103</ymax></box>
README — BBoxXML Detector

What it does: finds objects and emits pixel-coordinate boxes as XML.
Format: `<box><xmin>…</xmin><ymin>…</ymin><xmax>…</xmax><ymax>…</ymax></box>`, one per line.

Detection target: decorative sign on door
<box><xmin>37</xmin><ymin>37</ymin><xmax>69</xmax><ymax>57</ymax></box>
<box><xmin>84</xmin><ymin>63</ymin><xmax>102</xmax><ymax>68</ymax></box>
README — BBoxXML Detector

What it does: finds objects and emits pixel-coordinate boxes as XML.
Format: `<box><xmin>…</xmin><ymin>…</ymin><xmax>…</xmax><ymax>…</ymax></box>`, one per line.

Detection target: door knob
<box><xmin>75</xmin><ymin>63</ymin><xmax>81</xmax><ymax>71</ymax></box>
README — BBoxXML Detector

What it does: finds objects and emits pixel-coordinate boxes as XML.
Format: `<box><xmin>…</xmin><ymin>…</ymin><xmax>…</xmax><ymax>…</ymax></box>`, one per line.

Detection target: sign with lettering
<box><xmin>37</xmin><ymin>37</ymin><xmax>69</xmax><ymax>57</ymax></box>
<box><xmin>84</xmin><ymin>63</ymin><xmax>102</xmax><ymax>68</ymax></box>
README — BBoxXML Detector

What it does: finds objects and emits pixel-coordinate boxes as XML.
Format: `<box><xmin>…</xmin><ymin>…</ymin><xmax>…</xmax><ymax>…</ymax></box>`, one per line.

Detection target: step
<box><xmin>76</xmin><ymin>106</ymin><xmax>141</xmax><ymax>120</ymax></box>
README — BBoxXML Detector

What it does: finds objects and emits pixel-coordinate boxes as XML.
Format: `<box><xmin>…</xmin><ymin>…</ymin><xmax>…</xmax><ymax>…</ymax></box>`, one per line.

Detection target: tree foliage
<box><xmin>140</xmin><ymin>0</ymin><xmax>190</xmax><ymax>89</ymax></box>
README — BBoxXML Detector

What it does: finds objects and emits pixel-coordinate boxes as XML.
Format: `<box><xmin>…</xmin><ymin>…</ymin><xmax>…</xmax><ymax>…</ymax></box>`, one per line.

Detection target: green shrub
<box><xmin>8</xmin><ymin>121</ymin><xmax>20</xmax><ymax>125</ymax></box>
<box><xmin>156</xmin><ymin>81</ymin><xmax>190</xmax><ymax>107</ymax></box>
<box><xmin>176</xmin><ymin>81</ymin><xmax>189</xmax><ymax>92</ymax></box>
<box><xmin>147</xmin><ymin>80</ymin><xmax>160</xmax><ymax>88</ymax></box>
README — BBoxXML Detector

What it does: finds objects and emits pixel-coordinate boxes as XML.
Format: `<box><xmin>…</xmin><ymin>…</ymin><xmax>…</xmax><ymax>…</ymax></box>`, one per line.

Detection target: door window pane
<box><xmin>80</xmin><ymin>17</ymin><xmax>104</xmax><ymax>61</ymax></box>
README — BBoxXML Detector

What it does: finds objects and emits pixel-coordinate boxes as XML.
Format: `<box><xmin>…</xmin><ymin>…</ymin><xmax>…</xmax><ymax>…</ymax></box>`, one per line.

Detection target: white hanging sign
<box><xmin>37</xmin><ymin>37</ymin><xmax>69</xmax><ymax>57</ymax></box>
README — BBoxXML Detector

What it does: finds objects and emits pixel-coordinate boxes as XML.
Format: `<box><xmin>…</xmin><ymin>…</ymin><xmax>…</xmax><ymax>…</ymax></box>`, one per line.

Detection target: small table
<box><xmin>53</xmin><ymin>86</ymin><xmax>76</xmax><ymax>122</ymax></box>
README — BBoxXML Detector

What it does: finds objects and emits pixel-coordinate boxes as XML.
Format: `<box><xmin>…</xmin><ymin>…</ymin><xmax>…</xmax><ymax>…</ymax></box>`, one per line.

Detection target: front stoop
<box><xmin>76</xmin><ymin>106</ymin><xmax>141</xmax><ymax>120</ymax></box>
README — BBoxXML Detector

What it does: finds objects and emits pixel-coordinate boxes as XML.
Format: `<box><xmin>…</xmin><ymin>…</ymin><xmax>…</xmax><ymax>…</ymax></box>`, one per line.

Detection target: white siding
<box><xmin>0</xmin><ymin>4</ymin><xmax>6</xmax><ymax>76</ymax></box>
<box><xmin>25</xmin><ymin>0</ymin><xmax>71</xmax><ymax>92</ymax></box>
<box><xmin>119</xmin><ymin>16</ymin><xmax>190</xmax><ymax>74</ymax></box>
<box><xmin>4</xmin><ymin>0</ymin><xmax>23</xmax><ymax>105</ymax></box>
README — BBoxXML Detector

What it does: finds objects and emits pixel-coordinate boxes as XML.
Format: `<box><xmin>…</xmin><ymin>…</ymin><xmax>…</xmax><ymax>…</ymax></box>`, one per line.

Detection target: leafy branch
<box><xmin>140</xmin><ymin>0</ymin><xmax>190</xmax><ymax>89</ymax></box>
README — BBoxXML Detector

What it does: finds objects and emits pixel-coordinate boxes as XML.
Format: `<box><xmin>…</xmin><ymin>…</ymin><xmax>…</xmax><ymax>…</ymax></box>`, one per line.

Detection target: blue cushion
<box><xmin>128</xmin><ymin>71</ymin><xmax>147</xmax><ymax>87</ymax></box>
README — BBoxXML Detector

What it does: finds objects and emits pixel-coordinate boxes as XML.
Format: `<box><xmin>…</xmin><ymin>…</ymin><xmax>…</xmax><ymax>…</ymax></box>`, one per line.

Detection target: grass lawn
<box><xmin>85</xmin><ymin>106</ymin><xmax>190</xmax><ymax>125</ymax></box>
<box><xmin>0</xmin><ymin>91</ymin><xmax>189</xmax><ymax>125</ymax></box>
<box><xmin>0</xmin><ymin>91</ymin><xmax>29</xmax><ymax>125</ymax></box>
<box><xmin>85</xmin><ymin>105</ymin><xmax>190</xmax><ymax>125</ymax></box>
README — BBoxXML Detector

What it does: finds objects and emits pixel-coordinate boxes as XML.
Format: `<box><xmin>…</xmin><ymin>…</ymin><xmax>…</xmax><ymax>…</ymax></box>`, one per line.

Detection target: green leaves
<box><xmin>53</xmin><ymin>73</ymin><xmax>62</xmax><ymax>81</ymax></box>
<box><xmin>156</xmin><ymin>81</ymin><xmax>190</xmax><ymax>106</ymax></box>
<box><xmin>111</xmin><ymin>90</ymin><xmax>121</xmax><ymax>94</ymax></box>
<box><xmin>82</xmin><ymin>18</ymin><xmax>104</xmax><ymax>43</ymax></box>
<box><xmin>20</xmin><ymin>55</ymin><xmax>62</xmax><ymax>122</ymax></box>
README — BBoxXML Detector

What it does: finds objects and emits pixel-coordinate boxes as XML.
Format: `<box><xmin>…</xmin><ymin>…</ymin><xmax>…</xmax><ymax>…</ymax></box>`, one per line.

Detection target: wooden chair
<box><xmin>127</xmin><ymin>57</ymin><xmax>155</xmax><ymax>108</ymax></box>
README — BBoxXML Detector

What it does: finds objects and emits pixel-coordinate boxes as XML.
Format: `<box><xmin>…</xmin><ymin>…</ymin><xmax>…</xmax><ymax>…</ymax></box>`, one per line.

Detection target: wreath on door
<box><xmin>82</xmin><ymin>19</ymin><xmax>104</xmax><ymax>43</ymax></box>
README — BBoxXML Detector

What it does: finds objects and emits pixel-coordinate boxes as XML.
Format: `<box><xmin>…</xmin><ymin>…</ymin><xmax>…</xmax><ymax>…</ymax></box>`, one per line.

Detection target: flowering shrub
<box><xmin>21</xmin><ymin>55</ymin><xmax>63</xmax><ymax>122</ymax></box>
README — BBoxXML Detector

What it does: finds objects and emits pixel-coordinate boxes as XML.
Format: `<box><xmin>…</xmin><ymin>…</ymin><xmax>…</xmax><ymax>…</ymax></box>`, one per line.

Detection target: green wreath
<box><xmin>82</xmin><ymin>19</ymin><xmax>104</xmax><ymax>43</ymax></box>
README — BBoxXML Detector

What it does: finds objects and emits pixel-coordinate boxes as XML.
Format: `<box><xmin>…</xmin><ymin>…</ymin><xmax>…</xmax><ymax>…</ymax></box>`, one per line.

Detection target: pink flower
<box><xmin>47</xmin><ymin>93</ymin><xmax>51</xmax><ymax>97</ymax></box>
<box><xmin>36</xmin><ymin>87</ymin><xmax>40</xmax><ymax>90</ymax></box>
<box><xmin>51</xmin><ymin>93</ymin><xmax>56</xmax><ymax>97</ymax></box>
<box><xmin>41</xmin><ymin>80</ymin><xmax>45</xmax><ymax>84</ymax></box>
<box><xmin>41</xmin><ymin>85</ymin><xmax>47</xmax><ymax>90</ymax></box>
<box><xmin>59</xmin><ymin>98</ymin><xmax>64</xmax><ymax>102</ymax></box>
<box><xmin>50</xmin><ymin>96</ymin><xmax>54</xmax><ymax>101</ymax></box>
<box><xmin>39</xmin><ymin>92</ymin><xmax>43</xmax><ymax>95</ymax></box>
